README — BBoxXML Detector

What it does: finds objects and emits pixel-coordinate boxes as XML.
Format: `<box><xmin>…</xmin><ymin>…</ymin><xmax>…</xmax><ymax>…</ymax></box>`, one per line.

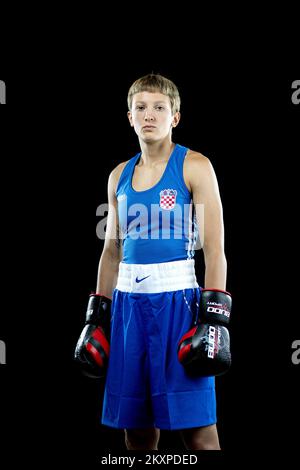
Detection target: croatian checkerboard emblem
<box><xmin>159</xmin><ymin>189</ymin><xmax>177</xmax><ymax>210</ymax></box>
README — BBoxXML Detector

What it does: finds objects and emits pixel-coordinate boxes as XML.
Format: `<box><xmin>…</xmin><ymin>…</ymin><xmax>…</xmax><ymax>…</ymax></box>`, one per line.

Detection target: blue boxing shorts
<box><xmin>101</xmin><ymin>259</ymin><xmax>216</xmax><ymax>430</ymax></box>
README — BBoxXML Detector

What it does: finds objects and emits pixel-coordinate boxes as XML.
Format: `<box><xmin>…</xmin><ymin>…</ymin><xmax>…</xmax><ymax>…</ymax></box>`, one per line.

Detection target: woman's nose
<box><xmin>144</xmin><ymin>110</ymin><xmax>154</xmax><ymax>121</ymax></box>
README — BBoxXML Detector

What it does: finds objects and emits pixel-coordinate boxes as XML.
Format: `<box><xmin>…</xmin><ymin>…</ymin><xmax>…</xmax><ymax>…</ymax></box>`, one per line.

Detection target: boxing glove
<box><xmin>74</xmin><ymin>294</ymin><xmax>111</xmax><ymax>378</ymax></box>
<box><xmin>178</xmin><ymin>289</ymin><xmax>232</xmax><ymax>376</ymax></box>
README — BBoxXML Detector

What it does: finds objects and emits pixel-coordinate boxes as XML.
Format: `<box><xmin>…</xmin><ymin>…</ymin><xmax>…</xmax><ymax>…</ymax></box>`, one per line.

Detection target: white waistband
<box><xmin>115</xmin><ymin>259</ymin><xmax>198</xmax><ymax>293</ymax></box>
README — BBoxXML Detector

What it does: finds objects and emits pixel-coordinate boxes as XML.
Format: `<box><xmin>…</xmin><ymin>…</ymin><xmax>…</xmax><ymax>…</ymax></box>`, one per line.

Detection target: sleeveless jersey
<box><xmin>116</xmin><ymin>143</ymin><xmax>198</xmax><ymax>264</ymax></box>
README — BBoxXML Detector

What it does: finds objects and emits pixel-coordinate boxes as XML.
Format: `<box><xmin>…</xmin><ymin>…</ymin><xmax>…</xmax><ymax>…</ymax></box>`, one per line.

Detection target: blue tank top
<box><xmin>116</xmin><ymin>143</ymin><xmax>198</xmax><ymax>264</ymax></box>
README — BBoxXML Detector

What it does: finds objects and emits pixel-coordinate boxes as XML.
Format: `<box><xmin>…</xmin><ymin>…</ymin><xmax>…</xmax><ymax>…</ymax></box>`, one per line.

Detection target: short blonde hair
<box><xmin>127</xmin><ymin>73</ymin><xmax>181</xmax><ymax>114</ymax></box>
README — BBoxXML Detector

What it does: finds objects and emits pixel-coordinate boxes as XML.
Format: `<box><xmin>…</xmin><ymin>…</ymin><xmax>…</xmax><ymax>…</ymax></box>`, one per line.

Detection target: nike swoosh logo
<box><xmin>135</xmin><ymin>275</ymin><xmax>151</xmax><ymax>283</ymax></box>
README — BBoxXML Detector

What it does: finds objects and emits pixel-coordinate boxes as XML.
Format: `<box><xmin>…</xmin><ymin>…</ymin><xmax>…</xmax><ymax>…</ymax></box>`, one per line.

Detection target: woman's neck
<box><xmin>138</xmin><ymin>140</ymin><xmax>175</xmax><ymax>167</ymax></box>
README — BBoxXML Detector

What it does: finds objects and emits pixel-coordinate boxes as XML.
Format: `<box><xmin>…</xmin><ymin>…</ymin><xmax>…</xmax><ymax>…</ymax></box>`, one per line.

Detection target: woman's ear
<box><xmin>127</xmin><ymin>111</ymin><xmax>134</xmax><ymax>127</ymax></box>
<box><xmin>172</xmin><ymin>111</ymin><xmax>181</xmax><ymax>128</ymax></box>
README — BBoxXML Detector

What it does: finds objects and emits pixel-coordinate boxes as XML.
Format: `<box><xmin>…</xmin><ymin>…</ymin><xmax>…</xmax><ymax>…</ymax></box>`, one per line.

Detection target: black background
<box><xmin>0</xmin><ymin>51</ymin><xmax>299</xmax><ymax>466</ymax></box>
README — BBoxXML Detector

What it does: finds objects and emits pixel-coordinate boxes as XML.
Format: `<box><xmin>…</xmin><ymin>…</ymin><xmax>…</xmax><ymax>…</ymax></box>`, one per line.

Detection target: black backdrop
<box><xmin>0</xmin><ymin>64</ymin><xmax>299</xmax><ymax>466</ymax></box>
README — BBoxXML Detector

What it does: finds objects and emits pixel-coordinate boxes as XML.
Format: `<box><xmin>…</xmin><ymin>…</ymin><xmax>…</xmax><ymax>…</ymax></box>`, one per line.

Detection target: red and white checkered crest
<box><xmin>159</xmin><ymin>189</ymin><xmax>177</xmax><ymax>210</ymax></box>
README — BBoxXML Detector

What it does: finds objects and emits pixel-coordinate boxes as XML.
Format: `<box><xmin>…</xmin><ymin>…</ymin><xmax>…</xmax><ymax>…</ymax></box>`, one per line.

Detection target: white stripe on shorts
<box><xmin>115</xmin><ymin>259</ymin><xmax>199</xmax><ymax>294</ymax></box>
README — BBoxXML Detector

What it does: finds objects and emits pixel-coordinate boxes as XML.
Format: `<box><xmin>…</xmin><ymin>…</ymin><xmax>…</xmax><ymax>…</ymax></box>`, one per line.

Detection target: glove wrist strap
<box><xmin>85</xmin><ymin>294</ymin><xmax>111</xmax><ymax>325</ymax></box>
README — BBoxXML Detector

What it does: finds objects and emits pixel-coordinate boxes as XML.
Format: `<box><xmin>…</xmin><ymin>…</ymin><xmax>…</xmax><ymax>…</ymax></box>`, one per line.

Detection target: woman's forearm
<box><xmin>96</xmin><ymin>249</ymin><xmax>120</xmax><ymax>298</ymax></box>
<box><xmin>204</xmin><ymin>250</ymin><xmax>227</xmax><ymax>290</ymax></box>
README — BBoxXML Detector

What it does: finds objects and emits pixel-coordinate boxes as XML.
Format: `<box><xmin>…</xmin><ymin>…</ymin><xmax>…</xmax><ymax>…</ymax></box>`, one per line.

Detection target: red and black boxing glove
<box><xmin>178</xmin><ymin>289</ymin><xmax>232</xmax><ymax>376</ymax></box>
<box><xmin>74</xmin><ymin>294</ymin><xmax>111</xmax><ymax>378</ymax></box>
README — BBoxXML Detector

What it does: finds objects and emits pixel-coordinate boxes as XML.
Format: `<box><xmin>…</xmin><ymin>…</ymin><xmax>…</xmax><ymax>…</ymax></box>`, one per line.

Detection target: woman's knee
<box><xmin>180</xmin><ymin>425</ymin><xmax>221</xmax><ymax>450</ymax></box>
<box><xmin>125</xmin><ymin>428</ymin><xmax>160</xmax><ymax>450</ymax></box>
